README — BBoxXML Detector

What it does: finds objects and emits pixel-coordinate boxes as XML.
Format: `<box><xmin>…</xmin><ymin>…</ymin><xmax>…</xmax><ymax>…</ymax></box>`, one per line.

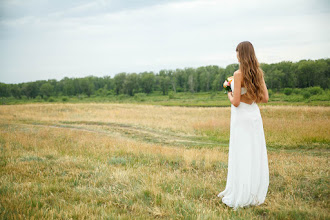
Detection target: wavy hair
<box><xmin>236</xmin><ymin>41</ymin><xmax>265</xmax><ymax>103</ymax></box>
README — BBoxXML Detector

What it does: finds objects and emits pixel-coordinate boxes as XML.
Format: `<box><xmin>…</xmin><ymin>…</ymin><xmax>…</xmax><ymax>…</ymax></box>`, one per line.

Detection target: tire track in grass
<box><xmin>15</xmin><ymin>120</ymin><xmax>224</xmax><ymax>148</ymax></box>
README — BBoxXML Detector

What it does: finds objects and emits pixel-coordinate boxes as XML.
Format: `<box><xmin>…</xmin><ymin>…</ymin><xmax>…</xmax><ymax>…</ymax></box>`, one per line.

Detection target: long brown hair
<box><xmin>236</xmin><ymin>41</ymin><xmax>265</xmax><ymax>103</ymax></box>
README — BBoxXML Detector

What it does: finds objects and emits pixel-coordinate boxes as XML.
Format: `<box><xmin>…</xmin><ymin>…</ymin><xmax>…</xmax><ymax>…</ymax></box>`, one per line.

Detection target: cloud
<box><xmin>0</xmin><ymin>0</ymin><xmax>329</xmax><ymax>83</ymax></box>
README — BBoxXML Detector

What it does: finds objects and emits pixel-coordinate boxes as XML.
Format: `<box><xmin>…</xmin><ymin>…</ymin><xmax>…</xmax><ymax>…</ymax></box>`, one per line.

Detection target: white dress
<box><xmin>217</xmin><ymin>79</ymin><xmax>269</xmax><ymax>209</ymax></box>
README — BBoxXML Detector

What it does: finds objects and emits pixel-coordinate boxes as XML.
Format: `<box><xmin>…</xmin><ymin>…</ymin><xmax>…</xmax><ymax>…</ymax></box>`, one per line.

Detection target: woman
<box><xmin>217</xmin><ymin>41</ymin><xmax>269</xmax><ymax>210</ymax></box>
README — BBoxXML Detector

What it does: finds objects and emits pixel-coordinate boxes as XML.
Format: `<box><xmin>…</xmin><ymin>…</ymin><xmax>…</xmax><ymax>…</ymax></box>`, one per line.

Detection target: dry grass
<box><xmin>1</xmin><ymin>103</ymin><xmax>329</xmax><ymax>148</ymax></box>
<box><xmin>0</xmin><ymin>103</ymin><xmax>329</xmax><ymax>219</ymax></box>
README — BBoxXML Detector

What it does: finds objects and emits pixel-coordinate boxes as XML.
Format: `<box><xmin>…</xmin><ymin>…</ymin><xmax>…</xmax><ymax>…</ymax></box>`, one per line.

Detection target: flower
<box><xmin>223</xmin><ymin>76</ymin><xmax>233</xmax><ymax>93</ymax></box>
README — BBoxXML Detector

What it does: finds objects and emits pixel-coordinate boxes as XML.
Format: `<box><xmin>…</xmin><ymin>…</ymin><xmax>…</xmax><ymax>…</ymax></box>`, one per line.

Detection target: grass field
<box><xmin>1</xmin><ymin>90</ymin><xmax>330</xmax><ymax>107</ymax></box>
<box><xmin>0</xmin><ymin>103</ymin><xmax>329</xmax><ymax>219</ymax></box>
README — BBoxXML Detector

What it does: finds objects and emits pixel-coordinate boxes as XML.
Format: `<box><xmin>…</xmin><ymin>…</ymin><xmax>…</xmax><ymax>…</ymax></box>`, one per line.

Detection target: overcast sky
<box><xmin>0</xmin><ymin>0</ymin><xmax>329</xmax><ymax>84</ymax></box>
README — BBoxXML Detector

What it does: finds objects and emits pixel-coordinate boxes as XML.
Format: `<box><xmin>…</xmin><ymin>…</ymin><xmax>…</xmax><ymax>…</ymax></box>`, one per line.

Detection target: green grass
<box><xmin>1</xmin><ymin>90</ymin><xmax>330</xmax><ymax>107</ymax></box>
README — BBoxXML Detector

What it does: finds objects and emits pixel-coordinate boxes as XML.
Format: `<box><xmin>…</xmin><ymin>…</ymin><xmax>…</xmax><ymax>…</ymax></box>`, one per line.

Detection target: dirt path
<box><xmin>16</xmin><ymin>120</ymin><xmax>222</xmax><ymax>148</ymax></box>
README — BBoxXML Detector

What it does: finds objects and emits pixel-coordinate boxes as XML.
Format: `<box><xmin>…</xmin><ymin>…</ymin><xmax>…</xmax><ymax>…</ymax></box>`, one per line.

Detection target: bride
<box><xmin>217</xmin><ymin>41</ymin><xmax>269</xmax><ymax>209</ymax></box>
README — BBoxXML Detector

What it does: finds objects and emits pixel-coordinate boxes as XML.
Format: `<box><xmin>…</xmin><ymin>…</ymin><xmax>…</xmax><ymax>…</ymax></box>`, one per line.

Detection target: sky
<box><xmin>0</xmin><ymin>0</ymin><xmax>329</xmax><ymax>84</ymax></box>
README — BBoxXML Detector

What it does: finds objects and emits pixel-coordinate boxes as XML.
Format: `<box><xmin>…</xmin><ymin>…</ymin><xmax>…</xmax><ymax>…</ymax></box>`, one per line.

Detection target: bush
<box><xmin>62</xmin><ymin>96</ymin><xmax>69</xmax><ymax>102</ymax></box>
<box><xmin>117</xmin><ymin>94</ymin><xmax>129</xmax><ymax>100</ymax></box>
<box><xmin>302</xmin><ymin>90</ymin><xmax>311</xmax><ymax>99</ymax></box>
<box><xmin>293</xmin><ymin>88</ymin><xmax>301</xmax><ymax>94</ymax></box>
<box><xmin>168</xmin><ymin>92</ymin><xmax>176</xmax><ymax>99</ymax></box>
<box><xmin>107</xmin><ymin>90</ymin><xmax>115</xmax><ymax>96</ymax></box>
<box><xmin>96</xmin><ymin>88</ymin><xmax>104</xmax><ymax>96</ymax></box>
<box><xmin>77</xmin><ymin>95</ymin><xmax>86</xmax><ymax>100</ymax></box>
<box><xmin>284</xmin><ymin>88</ymin><xmax>293</xmax><ymax>96</ymax></box>
<box><xmin>268</xmin><ymin>89</ymin><xmax>273</xmax><ymax>98</ymax></box>
<box><xmin>48</xmin><ymin>97</ymin><xmax>55</xmax><ymax>102</ymax></box>
<box><xmin>134</xmin><ymin>93</ymin><xmax>146</xmax><ymax>101</ymax></box>
<box><xmin>307</xmin><ymin>86</ymin><xmax>323</xmax><ymax>95</ymax></box>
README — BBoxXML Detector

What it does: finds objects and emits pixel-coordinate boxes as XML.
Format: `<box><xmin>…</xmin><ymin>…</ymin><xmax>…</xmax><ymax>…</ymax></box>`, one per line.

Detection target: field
<box><xmin>1</xmin><ymin>89</ymin><xmax>330</xmax><ymax>107</ymax></box>
<box><xmin>0</xmin><ymin>103</ymin><xmax>329</xmax><ymax>219</ymax></box>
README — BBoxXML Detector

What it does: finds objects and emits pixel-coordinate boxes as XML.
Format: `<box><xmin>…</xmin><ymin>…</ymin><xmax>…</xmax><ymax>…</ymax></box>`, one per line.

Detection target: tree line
<box><xmin>0</xmin><ymin>58</ymin><xmax>329</xmax><ymax>99</ymax></box>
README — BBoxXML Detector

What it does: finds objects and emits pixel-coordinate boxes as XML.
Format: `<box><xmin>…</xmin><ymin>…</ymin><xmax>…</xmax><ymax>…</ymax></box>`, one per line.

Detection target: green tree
<box><xmin>0</xmin><ymin>83</ymin><xmax>10</xmax><ymax>97</ymax></box>
<box><xmin>297</xmin><ymin>60</ymin><xmax>315</xmax><ymax>88</ymax></box>
<box><xmin>174</xmin><ymin>69</ymin><xmax>186</xmax><ymax>92</ymax></box>
<box><xmin>139</xmin><ymin>72</ymin><xmax>155</xmax><ymax>94</ymax></box>
<box><xmin>40</xmin><ymin>83</ymin><xmax>54</xmax><ymax>98</ymax></box>
<box><xmin>124</xmin><ymin>73</ymin><xmax>139</xmax><ymax>96</ymax></box>
<box><xmin>61</xmin><ymin>78</ymin><xmax>75</xmax><ymax>96</ymax></box>
<box><xmin>114</xmin><ymin>73</ymin><xmax>126</xmax><ymax>95</ymax></box>
<box><xmin>199</xmin><ymin>68</ymin><xmax>211</xmax><ymax>92</ymax></box>
<box><xmin>264</xmin><ymin>67</ymin><xmax>285</xmax><ymax>90</ymax></box>
<box><xmin>21</xmin><ymin>83</ymin><xmax>38</xmax><ymax>98</ymax></box>
<box><xmin>314</xmin><ymin>59</ymin><xmax>329</xmax><ymax>89</ymax></box>
<box><xmin>10</xmin><ymin>84</ymin><xmax>21</xmax><ymax>98</ymax></box>
<box><xmin>103</xmin><ymin>76</ymin><xmax>113</xmax><ymax>91</ymax></box>
<box><xmin>159</xmin><ymin>75</ymin><xmax>170</xmax><ymax>95</ymax></box>
<box><xmin>185</xmin><ymin>68</ymin><xmax>197</xmax><ymax>93</ymax></box>
<box><xmin>80</xmin><ymin>78</ymin><xmax>95</xmax><ymax>97</ymax></box>
<box><xmin>167</xmin><ymin>70</ymin><xmax>177</xmax><ymax>93</ymax></box>
<box><xmin>212</xmin><ymin>74</ymin><xmax>222</xmax><ymax>91</ymax></box>
<box><xmin>225</xmin><ymin>64</ymin><xmax>239</xmax><ymax>77</ymax></box>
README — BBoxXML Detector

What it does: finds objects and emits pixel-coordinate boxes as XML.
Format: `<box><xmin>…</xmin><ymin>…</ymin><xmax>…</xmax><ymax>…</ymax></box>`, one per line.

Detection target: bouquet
<box><xmin>223</xmin><ymin>76</ymin><xmax>233</xmax><ymax>93</ymax></box>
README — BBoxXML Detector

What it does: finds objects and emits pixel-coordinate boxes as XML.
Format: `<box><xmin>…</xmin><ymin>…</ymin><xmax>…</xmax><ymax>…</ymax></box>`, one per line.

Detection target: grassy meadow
<box><xmin>0</xmin><ymin>103</ymin><xmax>329</xmax><ymax>219</ymax></box>
<box><xmin>1</xmin><ymin>88</ymin><xmax>330</xmax><ymax>107</ymax></box>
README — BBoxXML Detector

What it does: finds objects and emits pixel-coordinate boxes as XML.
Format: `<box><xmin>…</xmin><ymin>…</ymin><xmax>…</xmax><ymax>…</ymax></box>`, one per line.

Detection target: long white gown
<box><xmin>217</xmin><ymin>79</ymin><xmax>269</xmax><ymax>209</ymax></box>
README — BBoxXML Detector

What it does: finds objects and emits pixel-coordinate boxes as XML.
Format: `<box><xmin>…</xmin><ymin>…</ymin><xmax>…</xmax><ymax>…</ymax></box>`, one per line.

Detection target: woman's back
<box><xmin>231</xmin><ymin>74</ymin><xmax>255</xmax><ymax>105</ymax></box>
<box><xmin>231</xmin><ymin>78</ymin><xmax>247</xmax><ymax>95</ymax></box>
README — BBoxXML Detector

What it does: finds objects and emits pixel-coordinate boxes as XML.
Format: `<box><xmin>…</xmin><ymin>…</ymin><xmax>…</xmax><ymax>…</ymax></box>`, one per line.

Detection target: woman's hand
<box><xmin>227</xmin><ymin>91</ymin><xmax>233</xmax><ymax>100</ymax></box>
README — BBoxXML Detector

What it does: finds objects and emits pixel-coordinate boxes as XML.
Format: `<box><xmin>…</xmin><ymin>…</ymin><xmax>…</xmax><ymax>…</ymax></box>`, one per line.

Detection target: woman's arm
<box><xmin>260</xmin><ymin>76</ymin><xmax>269</xmax><ymax>103</ymax></box>
<box><xmin>227</xmin><ymin>71</ymin><xmax>242</xmax><ymax>107</ymax></box>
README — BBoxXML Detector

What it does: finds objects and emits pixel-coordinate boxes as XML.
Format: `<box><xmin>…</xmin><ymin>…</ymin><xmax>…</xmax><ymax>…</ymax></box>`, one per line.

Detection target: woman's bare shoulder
<box><xmin>234</xmin><ymin>70</ymin><xmax>242</xmax><ymax>75</ymax></box>
<box><xmin>234</xmin><ymin>70</ymin><xmax>242</xmax><ymax>80</ymax></box>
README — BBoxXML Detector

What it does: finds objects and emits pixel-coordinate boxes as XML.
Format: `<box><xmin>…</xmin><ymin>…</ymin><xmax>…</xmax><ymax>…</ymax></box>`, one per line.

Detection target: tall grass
<box><xmin>0</xmin><ymin>103</ymin><xmax>328</xmax><ymax>149</ymax></box>
<box><xmin>0</xmin><ymin>103</ymin><xmax>329</xmax><ymax>219</ymax></box>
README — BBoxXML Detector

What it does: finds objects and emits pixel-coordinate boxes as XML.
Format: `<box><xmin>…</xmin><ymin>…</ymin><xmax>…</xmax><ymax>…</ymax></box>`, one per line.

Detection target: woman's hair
<box><xmin>236</xmin><ymin>41</ymin><xmax>265</xmax><ymax>103</ymax></box>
